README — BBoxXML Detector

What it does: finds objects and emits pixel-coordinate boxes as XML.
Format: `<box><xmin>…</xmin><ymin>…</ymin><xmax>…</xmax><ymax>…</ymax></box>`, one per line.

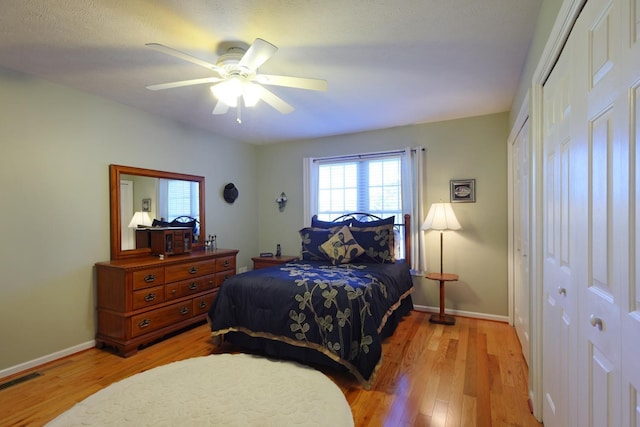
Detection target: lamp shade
<box><xmin>128</xmin><ymin>211</ymin><xmax>152</xmax><ymax>228</ymax></box>
<box><xmin>421</xmin><ymin>203</ymin><xmax>462</xmax><ymax>231</ymax></box>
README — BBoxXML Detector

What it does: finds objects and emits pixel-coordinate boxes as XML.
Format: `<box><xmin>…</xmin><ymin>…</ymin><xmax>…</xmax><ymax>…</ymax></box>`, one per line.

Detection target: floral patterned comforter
<box><xmin>208</xmin><ymin>260</ymin><xmax>414</xmax><ymax>386</ymax></box>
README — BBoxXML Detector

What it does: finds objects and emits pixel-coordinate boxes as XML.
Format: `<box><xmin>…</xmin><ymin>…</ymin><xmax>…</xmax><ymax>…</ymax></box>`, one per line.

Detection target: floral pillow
<box><xmin>299</xmin><ymin>227</ymin><xmax>335</xmax><ymax>261</ymax></box>
<box><xmin>320</xmin><ymin>226</ymin><xmax>365</xmax><ymax>265</ymax></box>
<box><xmin>350</xmin><ymin>224</ymin><xmax>395</xmax><ymax>263</ymax></box>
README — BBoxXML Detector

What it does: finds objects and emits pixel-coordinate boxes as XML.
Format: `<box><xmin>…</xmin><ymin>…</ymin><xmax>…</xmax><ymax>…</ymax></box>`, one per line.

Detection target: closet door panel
<box><xmin>621</xmin><ymin>0</ymin><xmax>640</xmax><ymax>425</ymax></box>
<box><xmin>577</xmin><ymin>0</ymin><xmax>623</xmax><ymax>426</ymax></box>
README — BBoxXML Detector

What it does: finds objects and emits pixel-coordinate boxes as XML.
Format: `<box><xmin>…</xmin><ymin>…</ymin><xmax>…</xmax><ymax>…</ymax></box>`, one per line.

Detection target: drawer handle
<box><xmin>179</xmin><ymin>306</ymin><xmax>190</xmax><ymax>315</ymax></box>
<box><xmin>223</xmin><ymin>260</ymin><xmax>230</xmax><ymax>267</ymax></box>
<box><xmin>171</xmin><ymin>289</ymin><xmax>177</xmax><ymax>294</ymax></box>
<box><xmin>189</xmin><ymin>267</ymin><xmax>198</xmax><ymax>274</ymax></box>
<box><xmin>144</xmin><ymin>293</ymin><xmax>156</xmax><ymax>302</ymax></box>
<box><xmin>189</xmin><ymin>283</ymin><xmax>198</xmax><ymax>291</ymax></box>
<box><xmin>144</xmin><ymin>274</ymin><xmax>156</xmax><ymax>283</ymax></box>
<box><xmin>199</xmin><ymin>301</ymin><xmax>207</xmax><ymax>309</ymax></box>
<box><xmin>138</xmin><ymin>319</ymin><xmax>150</xmax><ymax>329</ymax></box>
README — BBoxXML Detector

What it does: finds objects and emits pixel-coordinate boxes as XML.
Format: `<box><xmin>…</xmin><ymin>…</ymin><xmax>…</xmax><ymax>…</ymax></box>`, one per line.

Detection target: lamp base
<box><xmin>429</xmin><ymin>313</ymin><xmax>456</xmax><ymax>325</ymax></box>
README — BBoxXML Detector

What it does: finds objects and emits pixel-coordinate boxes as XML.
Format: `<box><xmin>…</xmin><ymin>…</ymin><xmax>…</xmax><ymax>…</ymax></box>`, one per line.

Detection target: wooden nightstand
<box><xmin>251</xmin><ymin>255</ymin><xmax>299</xmax><ymax>270</ymax></box>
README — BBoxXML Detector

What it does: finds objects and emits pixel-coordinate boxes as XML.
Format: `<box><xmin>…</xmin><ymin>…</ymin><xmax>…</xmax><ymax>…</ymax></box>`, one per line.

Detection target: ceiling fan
<box><xmin>145</xmin><ymin>38</ymin><xmax>327</xmax><ymax>122</ymax></box>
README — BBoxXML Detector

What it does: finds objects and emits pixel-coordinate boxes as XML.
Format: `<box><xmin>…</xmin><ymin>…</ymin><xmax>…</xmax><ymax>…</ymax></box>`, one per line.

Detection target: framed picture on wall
<box><xmin>450</xmin><ymin>179</ymin><xmax>475</xmax><ymax>203</ymax></box>
<box><xmin>142</xmin><ymin>198</ymin><xmax>152</xmax><ymax>212</ymax></box>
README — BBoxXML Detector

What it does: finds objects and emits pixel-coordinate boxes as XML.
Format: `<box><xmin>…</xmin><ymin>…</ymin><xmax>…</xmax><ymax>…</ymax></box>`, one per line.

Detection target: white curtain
<box><xmin>402</xmin><ymin>147</ymin><xmax>427</xmax><ymax>274</ymax></box>
<box><xmin>302</xmin><ymin>157</ymin><xmax>317</xmax><ymax>227</ymax></box>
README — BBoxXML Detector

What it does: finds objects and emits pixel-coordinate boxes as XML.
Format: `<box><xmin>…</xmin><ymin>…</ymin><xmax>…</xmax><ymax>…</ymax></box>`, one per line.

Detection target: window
<box><xmin>158</xmin><ymin>179</ymin><xmax>200</xmax><ymax>222</ymax></box>
<box><xmin>315</xmin><ymin>156</ymin><xmax>403</xmax><ymax>224</ymax></box>
<box><xmin>308</xmin><ymin>152</ymin><xmax>406</xmax><ymax>260</ymax></box>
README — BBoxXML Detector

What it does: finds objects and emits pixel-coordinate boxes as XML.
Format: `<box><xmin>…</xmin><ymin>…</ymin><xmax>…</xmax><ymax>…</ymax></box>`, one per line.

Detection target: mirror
<box><xmin>109</xmin><ymin>164</ymin><xmax>205</xmax><ymax>260</ymax></box>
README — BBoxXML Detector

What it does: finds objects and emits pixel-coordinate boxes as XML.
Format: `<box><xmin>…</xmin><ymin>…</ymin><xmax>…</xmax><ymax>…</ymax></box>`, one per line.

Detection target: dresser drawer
<box><xmin>215</xmin><ymin>256</ymin><xmax>236</xmax><ymax>272</ymax></box>
<box><xmin>132</xmin><ymin>285</ymin><xmax>164</xmax><ymax>310</ymax></box>
<box><xmin>165</xmin><ymin>260</ymin><xmax>216</xmax><ymax>282</ymax></box>
<box><xmin>215</xmin><ymin>270</ymin><xmax>236</xmax><ymax>286</ymax></box>
<box><xmin>132</xmin><ymin>267</ymin><xmax>165</xmax><ymax>290</ymax></box>
<box><xmin>193</xmin><ymin>293</ymin><xmax>217</xmax><ymax>315</ymax></box>
<box><xmin>164</xmin><ymin>274</ymin><xmax>216</xmax><ymax>301</ymax></box>
<box><xmin>130</xmin><ymin>302</ymin><xmax>193</xmax><ymax>337</ymax></box>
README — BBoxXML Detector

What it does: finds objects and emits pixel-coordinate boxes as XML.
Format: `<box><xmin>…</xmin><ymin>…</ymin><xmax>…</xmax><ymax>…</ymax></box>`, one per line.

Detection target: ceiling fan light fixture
<box><xmin>211</xmin><ymin>76</ymin><xmax>261</xmax><ymax>108</ymax></box>
<box><xmin>210</xmin><ymin>78</ymin><xmax>241</xmax><ymax>107</ymax></box>
<box><xmin>242</xmin><ymin>82</ymin><xmax>261</xmax><ymax>107</ymax></box>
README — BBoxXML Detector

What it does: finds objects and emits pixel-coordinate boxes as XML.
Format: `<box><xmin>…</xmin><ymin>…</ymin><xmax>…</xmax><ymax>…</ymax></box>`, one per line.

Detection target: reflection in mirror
<box><xmin>120</xmin><ymin>175</ymin><xmax>200</xmax><ymax>250</ymax></box>
<box><xmin>110</xmin><ymin>165</ymin><xmax>205</xmax><ymax>260</ymax></box>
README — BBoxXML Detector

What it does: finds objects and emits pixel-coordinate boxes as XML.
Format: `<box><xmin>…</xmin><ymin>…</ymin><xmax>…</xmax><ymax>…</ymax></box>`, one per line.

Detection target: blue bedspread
<box><xmin>208</xmin><ymin>260</ymin><xmax>414</xmax><ymax>386</ymax></box>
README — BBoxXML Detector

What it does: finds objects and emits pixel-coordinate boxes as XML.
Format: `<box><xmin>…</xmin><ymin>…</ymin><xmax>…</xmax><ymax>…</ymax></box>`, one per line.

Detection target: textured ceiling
<box><xmin>0</xmin><ymin>0</ymin><xmax>541</xmax><ymax>144</ymax></box>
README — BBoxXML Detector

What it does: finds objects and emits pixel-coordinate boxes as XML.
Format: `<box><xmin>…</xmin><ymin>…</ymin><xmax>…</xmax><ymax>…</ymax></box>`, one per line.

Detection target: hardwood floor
<box><xmin>0</xmin><ymin>311</ymin><xmax>541</xmax><ymax>426</ymax></box>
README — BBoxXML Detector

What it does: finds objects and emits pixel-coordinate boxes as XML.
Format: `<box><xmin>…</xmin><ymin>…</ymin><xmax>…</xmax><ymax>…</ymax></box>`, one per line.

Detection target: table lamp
<box><xmin>421</xmin><ymin>202</ymin><xmax>462</xmax><ymax>274</ymax></box>
<box><xmin>128</xmin><ymin>211</ymin><xmax>152</xmax><ymax>228</ymax></box>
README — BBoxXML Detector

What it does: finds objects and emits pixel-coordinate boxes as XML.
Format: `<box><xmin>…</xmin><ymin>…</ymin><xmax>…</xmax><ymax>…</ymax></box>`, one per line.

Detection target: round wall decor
<box><xmin>223</xmin><ymin>183</ymin><xmax>238</xmax><ymax>203</ymax></box>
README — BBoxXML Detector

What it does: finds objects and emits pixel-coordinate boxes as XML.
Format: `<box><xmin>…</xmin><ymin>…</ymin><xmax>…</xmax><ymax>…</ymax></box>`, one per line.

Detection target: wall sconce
<box><xmin>276</xmin><ymin>192</ymin><xmax>288</xmax><ymax>211</ymax></box>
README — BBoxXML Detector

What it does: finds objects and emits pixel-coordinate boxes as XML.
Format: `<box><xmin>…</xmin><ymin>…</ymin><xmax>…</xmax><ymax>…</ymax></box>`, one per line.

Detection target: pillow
<box><xmin>351</xmin><ymin>215</ymin><xmax>395</xmax><ymax>228</ymax></box>
<box><xmin>311</xmin><ymin>216</ymin><xmax>352</xmax><ymax>229</ymax></box>
<box><xmin>320</xmin><ymin>226</ymin><xmax>365</xmax><ymax>265</ymax></box>
<box><xmin>350</xmin><ymin>224</ymin><xmax>395</xmax><ymax>263</ymax></box>
<box><xmin>299</xmin><ymin>227</ymin><xmax>334</xmax><ymax>261</ymax></box>
<box><xmin>152</xmin><ymin>219</ymin><xmax>171</xmax><ymax>228</ymax></box>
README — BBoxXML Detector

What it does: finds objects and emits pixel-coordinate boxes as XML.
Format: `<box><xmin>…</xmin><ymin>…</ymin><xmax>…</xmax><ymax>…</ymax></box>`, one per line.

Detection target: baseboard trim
<box><xmin>0</xmin><ymin>340</ymin><xmax>95</xmax><ymax>380</ymax></box>
<box><xmin>412</xmin><ymin>304</ymin><xmax>509</xmax><ymax>323</ymax></box>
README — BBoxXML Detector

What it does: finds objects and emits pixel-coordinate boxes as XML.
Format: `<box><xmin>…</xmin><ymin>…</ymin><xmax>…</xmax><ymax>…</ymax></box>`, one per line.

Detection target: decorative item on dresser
<box><xmin>96</xmin><ymin>249</ymin><xmax>238</xmax><ymax>357</ymax></box>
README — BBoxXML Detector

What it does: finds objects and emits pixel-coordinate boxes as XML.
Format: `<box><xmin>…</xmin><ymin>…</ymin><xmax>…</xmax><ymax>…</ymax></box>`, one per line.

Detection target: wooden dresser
<box><xmin>95</xmin><ymin>249</ymin><xmax>238</xmax><ymax>356</ymax></box>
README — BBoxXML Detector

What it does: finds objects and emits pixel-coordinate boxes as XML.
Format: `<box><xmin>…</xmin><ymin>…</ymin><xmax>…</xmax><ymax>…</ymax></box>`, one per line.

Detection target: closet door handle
<box><xmin>589</xmin><ymin>315</ymin><xmax>603</xmax><ymax>331</ymax></box>
<box><xmin>558</xmin><ymin>287</ymin><xmax>567</xmax><ymax>296</ymax></box>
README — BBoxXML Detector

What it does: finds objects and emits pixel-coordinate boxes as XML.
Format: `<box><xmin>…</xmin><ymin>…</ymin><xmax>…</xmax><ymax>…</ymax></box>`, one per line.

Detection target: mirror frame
<box><xmin>109</xmin><ymin>164</ymin><xmax>205</xmax><ymax>260</ymax></box>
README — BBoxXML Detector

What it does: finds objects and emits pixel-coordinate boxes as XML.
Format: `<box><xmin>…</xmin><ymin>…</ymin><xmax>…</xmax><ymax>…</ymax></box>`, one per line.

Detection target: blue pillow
<box><xmin>311</xmin><ymin>217</ymin><xmax>352</xmax><ymax>229</ymax></box>
<box><xmin>350</xmin><ymin>225</ymin><xmax>395</xmax><ymax>263</ymax></box>
<box><xmin>351</xmin><ymin>216</ymin><xmax>395</xmax><ymax>227</ymax></box>
<box><xmin>299</xmin><ymin>227</ymin><xmax>334</xmax><ymax>261</ymax></box>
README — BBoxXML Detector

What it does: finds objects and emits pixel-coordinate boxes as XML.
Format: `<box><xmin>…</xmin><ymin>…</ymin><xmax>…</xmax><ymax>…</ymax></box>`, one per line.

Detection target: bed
<box><xmin>207</xmin><ymin>213</ymin><xmax>414</xmax><ymax>387</ymax></box>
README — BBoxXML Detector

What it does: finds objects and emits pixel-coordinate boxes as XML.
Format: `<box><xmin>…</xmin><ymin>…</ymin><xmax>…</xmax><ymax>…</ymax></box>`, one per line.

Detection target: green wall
<box><xmin>0</xmin><ymin>67</ymin><xmax>260</xmax><ymax>372</ymax></box>
<box><xmin>256</xmin><ymin>113</ymin><xmax>510</xmax><ymax>317</ymax></box>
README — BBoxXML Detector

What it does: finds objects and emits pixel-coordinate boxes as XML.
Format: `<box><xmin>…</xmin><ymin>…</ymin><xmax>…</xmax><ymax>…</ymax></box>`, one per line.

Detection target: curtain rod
<box><xmin>312</xmin><ymin>147</ymin><xmax>424</xmax><ymax>163</ymax></box>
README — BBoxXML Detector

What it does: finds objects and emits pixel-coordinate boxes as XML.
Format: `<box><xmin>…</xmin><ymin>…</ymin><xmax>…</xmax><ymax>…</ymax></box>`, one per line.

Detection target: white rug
<box><xmin>46</xmin><ymin>353</ymin><xmax>353</xmax><ymax>426</ymax></box>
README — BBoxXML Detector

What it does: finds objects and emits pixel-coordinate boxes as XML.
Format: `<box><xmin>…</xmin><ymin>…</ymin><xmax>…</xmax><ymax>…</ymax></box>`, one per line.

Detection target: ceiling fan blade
<box><xmin>238</xmin><ymin>38</ymin><xmax>278</xmax><ymax>71</ymax></box>
<box><xmin>146</xmin><ymin>77</ymin><xmax>224</xmax><ymax>91</ymax></box>
<box><xmin>255</xmin><ymin>74</ymin><xmax>328</xmax><ymax>91</ymax></box>
<box><xmin>255</xmin><ymin>85</ymin><xmax>294</xmax><ymax>114</ymax></box>
<box><xmin>146</xmin><ymin>43</ymin><xmax>225</xmax><ymax>75</ymax></box>
<box><xmin>212</xmin><ymin>101</ymin><xmax>229</xmax><ymax>115</ymax></box>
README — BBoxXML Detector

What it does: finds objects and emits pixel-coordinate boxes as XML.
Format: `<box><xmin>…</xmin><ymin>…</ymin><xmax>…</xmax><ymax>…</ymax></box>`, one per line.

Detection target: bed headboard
<box><xmin>312</xmin><ymin>213</ymin><xmax>412</xmax><ymax>266</ymax></box>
